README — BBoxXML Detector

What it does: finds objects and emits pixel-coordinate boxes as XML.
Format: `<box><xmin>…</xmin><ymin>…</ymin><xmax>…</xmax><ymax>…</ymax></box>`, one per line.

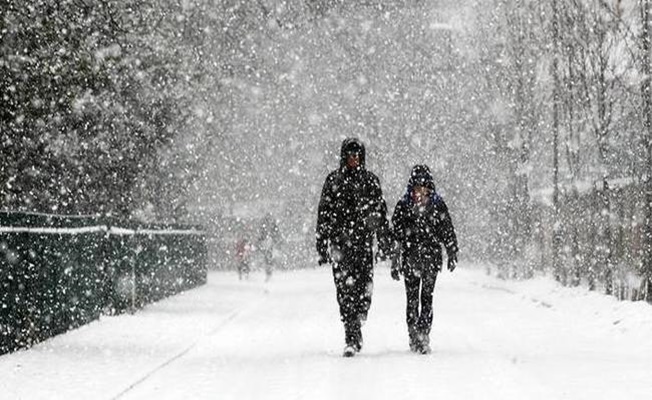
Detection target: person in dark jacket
<box><xmin>316</xmin><ymin>138</ymin><xmax>393</xmax><ymax>357</ymax></box>
<box><xmin>235</xmin><ymin>237</ymin><xmax>251</xmax><ymax>280</ymax></box>
<box><xmin>391</xmin><ymin>164</ymin><xmax>458</xmax><ymax>354</ymax></box>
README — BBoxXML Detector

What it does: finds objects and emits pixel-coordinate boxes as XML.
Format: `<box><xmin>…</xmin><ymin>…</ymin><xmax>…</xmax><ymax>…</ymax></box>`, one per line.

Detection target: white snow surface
<box><xmin>2</xmin><ymin>264</ymin><xmax>652</xmax><ymax>400</ymax></box>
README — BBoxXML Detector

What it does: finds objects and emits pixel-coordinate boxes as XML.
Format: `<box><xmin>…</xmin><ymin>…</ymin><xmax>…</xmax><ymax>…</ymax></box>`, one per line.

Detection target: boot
<box><xmin>408</xmin><ymin>326</ymin><xmax>420</xmax><ymax>352</ymax></box>
<box><xmin>417</xmin><ymin>332</ymin><xmax>431</xmax><ymax>355</ymax></box>
<box><xmin>354</xmin><ymin>328</ymin><xmax>363</xmax><ymax>352</ymax></box>
<box><xmin>344</xmin><ymin>321</ymin><xmax>362</xmax><ymax>354</ymax></box>
<box><xmin>343</xmin><ymin>345</ymin><xmax>356</xmax><ymax>357</ymax></box>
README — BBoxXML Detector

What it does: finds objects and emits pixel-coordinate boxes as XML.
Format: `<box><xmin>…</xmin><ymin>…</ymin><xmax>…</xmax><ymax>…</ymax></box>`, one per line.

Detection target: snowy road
<box><xmin>2</xmin><ymin>265</ymin><xmax>652</xmax><ymax>400</ymax></box>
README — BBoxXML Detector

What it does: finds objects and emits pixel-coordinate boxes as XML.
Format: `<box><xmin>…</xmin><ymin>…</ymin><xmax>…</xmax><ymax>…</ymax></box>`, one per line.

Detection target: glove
<box><xmin>377</xmin><ymin>236</ymin><xmax>393</xmax><ymax>262</ymax></box>
<box><xmin>447</xmin><ymin>252</ymin><xmax>458</xmax><ymax>272</ymax></box>
<box><xmin>390</xmin><ymin>250</ymin><xmax>401</xmax><ymax>281</ymax></box>
<box><xmin>318</xmin><ymin>252</ymin><xmax>331</xmax><ymax>266</ymax></box>
<box><xmin>317</xmin><ymin>238</ymin><xmax>331</xmax><ymax>266</ymax></box>
<box><xmin>377</xmin><ymin>248</ymin><xmax>389</xmax><ymax>262</ymax></box>
<box><xmin>391</xmin><ymin>267</ymin><xmax>400</xmax><ymax>281</ymax></box>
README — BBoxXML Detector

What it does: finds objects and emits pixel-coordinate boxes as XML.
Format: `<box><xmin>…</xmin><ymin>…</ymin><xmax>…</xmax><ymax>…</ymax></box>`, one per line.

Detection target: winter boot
<box><xmin>343</xmin><ymin>345</ymin><xmax>356</xmax><ymax>357</ymax></box>
<box><xmin>344</xmin><ymin>323</ymin><xmax>362</xmax><ymax>357</ymax></box>
<box><xmin>408</xmin><ymin>327</ymin><xmax>420</xmax><ymax>352</ymax></box>
<box><xmin>354</xmin><ymin>326</ymin><xmax>363</xmax><ymax>352</ymax></box>
<box><xmin>417</xmin><ymin>333</ymin><xmax>431</xmax><ymax>355</ymax></box>
<box><xmin>345</xmin><ymin>320</ymin><xmax>362</xmax><ymax>353</ymax></box>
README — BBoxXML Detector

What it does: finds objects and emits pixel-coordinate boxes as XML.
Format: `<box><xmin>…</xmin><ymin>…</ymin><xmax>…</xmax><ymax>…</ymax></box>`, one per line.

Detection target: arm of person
<box><xmin>436</xmin><ymin>199</ymin><xmax>459</xmax><ymax>271</ymax></box>
<box><xmin>368</xmin><ymin>174</ymin><xmax>393</xmax><ymax>260</ymax></box>
<box><xmin>390</xmin><ymin>201</ymin><xmax>407</xmax><ymax>280</ymax></box>
<box><xmin>316</xmin><ymin>174</ymin><xmax>335</xmax><ymax>265</ymax></box>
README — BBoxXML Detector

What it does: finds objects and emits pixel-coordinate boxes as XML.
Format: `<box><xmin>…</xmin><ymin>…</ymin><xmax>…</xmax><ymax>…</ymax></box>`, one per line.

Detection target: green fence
<box><xmin>0</xmin><ymin>212</ymin><xmax>207</xmax><ymax>355</ymax></box>
<box><xmin>104</xmin><ymin>223</ymin><xmax>208</xmax><ymax>312</ymax></box>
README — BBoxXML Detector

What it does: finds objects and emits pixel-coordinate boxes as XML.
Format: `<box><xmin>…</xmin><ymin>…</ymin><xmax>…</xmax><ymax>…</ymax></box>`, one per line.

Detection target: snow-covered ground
<box><xmin>2</xmin><ymin>263</ymin><xmax>652</xmax><ymax>400</ymax></box>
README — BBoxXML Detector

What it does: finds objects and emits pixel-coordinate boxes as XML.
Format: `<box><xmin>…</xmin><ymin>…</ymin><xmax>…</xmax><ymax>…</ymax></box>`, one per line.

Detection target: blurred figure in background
<box><xmin>235</xmin><ymin>236</ymin><xmax>251</xmax><ymax>280</ymax></box>
<box><xmin>258</xmin><ymin>213</ymin><xmax>281</xmax><ymax>281</ymax></box>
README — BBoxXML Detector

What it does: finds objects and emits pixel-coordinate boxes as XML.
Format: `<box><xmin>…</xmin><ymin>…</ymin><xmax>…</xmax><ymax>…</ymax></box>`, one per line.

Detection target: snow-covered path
<box><xmin>2</xmin><ymin>265</ymin><xmax>652</xmax><ymax>400</ymax></box>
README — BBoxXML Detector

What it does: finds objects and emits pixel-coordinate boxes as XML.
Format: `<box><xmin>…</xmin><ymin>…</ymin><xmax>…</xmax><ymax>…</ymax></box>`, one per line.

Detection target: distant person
<box><xmin>391</xmin><ymin>165</ymin><xmax>458</xmax><ymax>354</ymax></box>
<box><xmin>257</xmin><ymin>214</ymin><xmax>281</xmax><ymax>281</ymax></box>
<box><xmin>235</xmin><ymin>237</ymin><xmax>251</xmax><ymax>280</ymax></box>
<box><xmin>316</xmin><ymin>138</ymin><xmax>393</xmax><ymax>357</ymax></box>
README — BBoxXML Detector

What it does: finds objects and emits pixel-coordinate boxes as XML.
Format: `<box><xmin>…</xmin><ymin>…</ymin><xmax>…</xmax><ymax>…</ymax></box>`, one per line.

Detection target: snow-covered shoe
<box><xmin>419</xmin><ymin>343</ymin><xmax>431</xmax><ymax>355</ymax></box>
<box><xmin>408</xmin><ymin>328</ymin><xmax>420</xmax><ymax>352</ymax></box>
<box><xmin>417</xmin><ymin>333</ymin><xmax>431</xmax><ymax>355</ymax></box>
<box><xmin>354</xmin><ymin>331</ymin><xmax>363</xmax><ymax>352</ymax></box>
<box><xmin>343</xmin><ymin>345</ymin><xmax>356</xmax><ymax>357</ymax></box>
<box><xmin>353</xmin><ymin>341</ymin><xmax>362</xmax><ymax>353</ymax></box>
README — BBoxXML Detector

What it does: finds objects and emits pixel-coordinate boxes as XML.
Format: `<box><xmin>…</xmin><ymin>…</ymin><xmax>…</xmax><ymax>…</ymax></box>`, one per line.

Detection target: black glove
<box><xmin>376</xmin><ymin>234</ymin><xmax>393</xmax><ymax>262</ymax></box>
<box><xmin>390</xmin><ymin>250</ymin><xmax>401</xmax><ymax>281</ymax></box>
<box><xmin>318</xmin><ymin>252</ymin><xmax>331</xmax><ymax>266</ymax></box>
<box><xmin>377</xmin><ymin>248</ymin><xmax>389</xmax><ymax>262</ymax></box>
<box><xmin>317</xmin><ymin>238</ymin><xmax>331</xmax><ymax>266</ymax></box>
<box><xmin>391</xmin><ymin>267</ymin><xmax>400</xmax><ymax>281</ymax></box>
<box><xmin>447</xmin><ymin>252</ymin><xmax>458</xmax><ymax>272</ymax></box>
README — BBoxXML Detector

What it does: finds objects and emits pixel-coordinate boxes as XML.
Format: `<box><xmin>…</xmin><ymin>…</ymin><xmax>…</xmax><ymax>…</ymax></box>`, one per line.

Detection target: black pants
<box><xmin>403</xmin><ymin>265</ymin><xmax>438</xmax><ymax>338</ymax></box>
<box><xmin>332</xmin><ymin>245</ymin><xmax>374</xmax><ymax>347</ymax></box>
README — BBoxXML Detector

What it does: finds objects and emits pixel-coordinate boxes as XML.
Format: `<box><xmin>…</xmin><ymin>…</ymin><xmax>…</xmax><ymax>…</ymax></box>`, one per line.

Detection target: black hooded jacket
<box><xmin>316</xmin><ymin>138</ymin><xmax>392</xmax><ymax>261</ymax></box>
<box><xmin>392</xmin><ymin>165</ymin><xmax>458</xmax><ymax>271</ymax></box>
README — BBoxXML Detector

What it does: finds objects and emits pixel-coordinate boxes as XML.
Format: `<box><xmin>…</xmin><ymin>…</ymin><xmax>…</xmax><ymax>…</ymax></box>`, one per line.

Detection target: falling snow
<box><xmin>2</xmin><ymin>0</ymin><xmax>652</xmax><ymax>398</ymax></box>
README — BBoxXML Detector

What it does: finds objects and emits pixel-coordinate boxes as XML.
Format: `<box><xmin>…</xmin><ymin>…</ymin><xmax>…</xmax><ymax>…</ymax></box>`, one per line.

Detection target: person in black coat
<box><xmin>391</xmin><ymin>165</ymin><xmax>458</xmax><ymax>354</ymax></box>
<box><xmin>316</xmin><ymin>138</ymin><xmax>393</xmax><ymax>357</ymax></box>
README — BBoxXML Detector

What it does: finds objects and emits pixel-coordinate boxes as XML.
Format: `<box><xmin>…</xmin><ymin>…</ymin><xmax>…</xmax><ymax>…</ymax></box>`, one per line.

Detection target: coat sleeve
<box><xmin>316</xmin><ymin>174</ymin><xmax>334</xmax><ymax>257</ymax></box>
<box><xmin>436</xmin><ymin>199</ymin><xmax>458</xmax><ymax>256</ymax></box>
<box><xmin>369</xmin><ymin>175</ymin><xmax>393</xmax><ymax>256</ymax></box>
<box><xmin>391</xmin><ymin>200</ymin><xmax>406</xmax><ymax>245</ymax></box>
<box><xmin>390</xmin><ymin>200</ymin><xmax>406</xmax><ymax>268</ymax></box>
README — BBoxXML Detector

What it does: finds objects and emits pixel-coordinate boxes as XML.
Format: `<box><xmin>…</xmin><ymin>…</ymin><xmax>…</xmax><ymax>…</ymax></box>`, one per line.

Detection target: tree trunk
<box><xmin>566</xmin><ymin>32</ymin><xmax>582</xmax><ymax>287</ymax></box>
<box><xmin>551</xmin><ymin>0</ymin><xmax>563</xmax><ymax>283</ymax></box>
<box><xmin>641</xmin><ymin>0</ymin><xmax>652</xmax><ymax>302</ymax></box>
<box><xmin>602</xmin><ymin>178</ymin><xmax>614</xmax><ymax>296</ymax></box>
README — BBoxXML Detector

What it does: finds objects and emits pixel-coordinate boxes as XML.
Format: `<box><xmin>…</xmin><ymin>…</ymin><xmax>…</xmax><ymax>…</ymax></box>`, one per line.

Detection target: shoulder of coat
<box><xmin>364</xmin><ymin>170</ymin><xmax>382</xmax><ymax>185</ymax></box>
<box><xmin>326</xmin><ymin>169</ymin><xmax>340</xmax><ymax>182</ymax></box>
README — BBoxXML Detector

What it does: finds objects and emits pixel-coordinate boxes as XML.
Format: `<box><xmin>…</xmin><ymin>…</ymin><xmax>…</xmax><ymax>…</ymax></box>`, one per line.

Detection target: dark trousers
<box><xmin>403</xmin><ymin>266</ymin><xmax>438</xmax><ymax>338</ymax></box>
<box><xmin>332</xmin><ymin>246</ymin><xmax>374</xmax><ymax>347</ymax></box>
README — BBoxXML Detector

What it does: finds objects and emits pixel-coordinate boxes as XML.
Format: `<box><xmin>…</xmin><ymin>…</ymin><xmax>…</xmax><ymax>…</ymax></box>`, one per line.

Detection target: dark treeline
<box><xmin>1</xmin><ymin>0</ymin><xmax>219</xmax><ymax>219</ymax></box>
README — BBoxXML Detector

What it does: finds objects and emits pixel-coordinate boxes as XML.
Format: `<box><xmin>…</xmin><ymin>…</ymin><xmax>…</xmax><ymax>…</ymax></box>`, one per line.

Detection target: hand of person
<box><xmin>376</xmin><ymin>235</ymin><xmax>395</xmax><ymax>263</ymax></box>
<box><xmin>376</xmin><ymin>246</ymin><xmax>390</xmax><ymax>262</ymax></box>
<box><xmin>391</xmin><ymin>267</ymin><xmax>401</xmax><ymax>281</ymax></box>
<box><xmin>317</xmin><ymin>239</ymin><xmax>331</xmax><ymax>266</ymax></box>
<box><xmin>318</xmin><ymin>252</ymin><xmax>331</xmax><ymax>266</ymax></box>
<box><xmin>390</xmin><ymin>253</ymin><xmax>401</xmax><ymax>281</ymax></box>
<box><xmin>447</xmin><ymin>252</ymin><xmax>458</xmax><ymax>272</ymax></box>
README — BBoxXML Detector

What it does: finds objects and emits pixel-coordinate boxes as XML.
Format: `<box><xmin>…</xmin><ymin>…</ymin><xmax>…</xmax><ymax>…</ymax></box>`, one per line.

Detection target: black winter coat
<box><xmin>316</xmin><ymin>139</ymin><xmax>392</xmax><ymax>261</ymax></box>
<box><xmin>392</xmin><ymin>190</ymin><xmax>458</xmax><ymax>272</ymax></box>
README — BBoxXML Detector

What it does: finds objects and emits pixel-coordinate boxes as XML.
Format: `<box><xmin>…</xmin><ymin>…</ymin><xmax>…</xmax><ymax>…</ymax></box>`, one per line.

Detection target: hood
<box><xmin>408</xmin><ymin>164</ymin><xmax>435</xmax><ymax>191</ymax></box>
<box><xmin>339</xmin><ymin>138</ymin><xmax>366</xmax><ymax>170</ymax></box>
<box><xmin>402</xmin><ymin>164</ymin><xmax>439</xmax><ymax>205</ymax></box>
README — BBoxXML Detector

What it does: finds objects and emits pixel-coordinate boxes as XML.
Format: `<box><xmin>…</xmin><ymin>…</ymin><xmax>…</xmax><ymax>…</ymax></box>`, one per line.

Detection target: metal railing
<box><xmin>0</xmin><ymin>212</ymin><xmax>207</xmax><ymax>355</ymax></box>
